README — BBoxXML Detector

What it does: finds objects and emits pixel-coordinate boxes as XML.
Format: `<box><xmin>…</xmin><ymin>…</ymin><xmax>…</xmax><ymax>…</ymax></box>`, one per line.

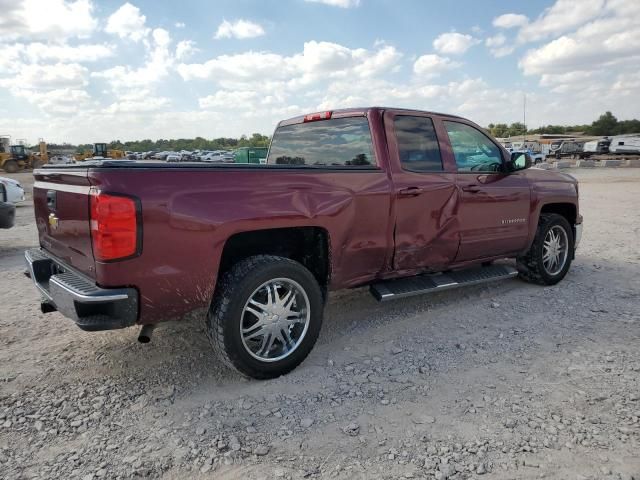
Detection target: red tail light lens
<box><xmin>303</xmin><ymin>111</ymin><xmax>332</xmax><ymax>122</ymax></box>
<box><xmin>90</xmin><ymin>191</ymin><xmax>139</xmax><ymax>261</ymax></box>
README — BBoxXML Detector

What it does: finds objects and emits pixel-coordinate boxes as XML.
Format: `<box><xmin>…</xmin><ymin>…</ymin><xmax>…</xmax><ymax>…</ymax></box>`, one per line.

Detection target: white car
<box><xmin>0</xmin><ymin>176</ymin><xmax>25</xmax><ymax>204</ymax></box>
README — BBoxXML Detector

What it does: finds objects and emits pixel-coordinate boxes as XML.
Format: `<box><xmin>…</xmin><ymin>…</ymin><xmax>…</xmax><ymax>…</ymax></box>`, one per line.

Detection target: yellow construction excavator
<box><xmin>0</xmin><ymin>136</ymin><xmax>48</xmax><ymax>173</ymax></box>
<box><xmin>75</xmin><ymin>143</ymin><xmax>125</xmax><ymax>161</ymax></box>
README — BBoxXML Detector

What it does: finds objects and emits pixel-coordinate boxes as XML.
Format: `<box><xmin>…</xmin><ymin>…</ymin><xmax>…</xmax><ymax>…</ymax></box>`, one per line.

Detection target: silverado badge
<box><xmin>48</xmin><ymin>213</ymin><xmax>59</xmax><ymax>230</ymax></box>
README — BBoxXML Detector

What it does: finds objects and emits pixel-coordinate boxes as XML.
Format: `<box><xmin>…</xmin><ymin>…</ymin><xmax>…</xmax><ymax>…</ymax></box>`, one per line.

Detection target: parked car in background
<box><xmin>48</xmin><ymin>155</ymin><xmax>75</xmax><ymax>165</ymax></box>
<box><xmin>26</xmin><ymin>107</ymin><xmax>581</xmax><ymax>380</ymax></box>
<box><xmin>0</xmin><ymin>176</ymin><xmax>25</xmax><ymax>204</ymax></box>
<box><xmin>202</xmin><ymin>151</ymin><xmax>225</xmax><ymax>162</ymax></box>
<box><xmin>508</xmin><ymin>149</ymin><xmax>544</xmax><ymax>164</ymax></box>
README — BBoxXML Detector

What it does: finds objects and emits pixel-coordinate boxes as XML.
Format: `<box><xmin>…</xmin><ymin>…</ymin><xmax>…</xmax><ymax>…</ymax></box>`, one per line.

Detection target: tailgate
<box><xmin>33</xmin><ymin>169</ymin><xmax>95</xmax><ymax>278</ymax></box>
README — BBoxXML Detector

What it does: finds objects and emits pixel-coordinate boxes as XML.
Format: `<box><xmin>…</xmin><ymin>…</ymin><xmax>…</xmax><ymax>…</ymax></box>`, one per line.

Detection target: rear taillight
<box><xmin>90</xmin><ymin>190</ymin><xmax>139</xmax><ymax>261</ymax></box>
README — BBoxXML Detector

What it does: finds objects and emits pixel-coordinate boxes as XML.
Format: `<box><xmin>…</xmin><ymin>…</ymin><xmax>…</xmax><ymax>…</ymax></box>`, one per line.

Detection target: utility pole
<box><xmin>523</xmin><ymin>93</ymin><xmax>526</xmax><ymax>144</ymax></box>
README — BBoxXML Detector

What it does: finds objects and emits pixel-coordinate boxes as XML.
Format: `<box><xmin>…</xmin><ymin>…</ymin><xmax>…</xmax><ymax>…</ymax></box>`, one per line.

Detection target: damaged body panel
<box><xmin>27</xmin><ymin>107</ymin><xmax>580</xmax><ymax>337</ymax></box>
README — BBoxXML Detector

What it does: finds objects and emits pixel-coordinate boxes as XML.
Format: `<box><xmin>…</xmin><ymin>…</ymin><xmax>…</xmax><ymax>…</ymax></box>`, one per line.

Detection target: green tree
<box><xmin>588</xmin><ymin>111</ymin><xmax>618</xmax><ymax>136</ymax></box>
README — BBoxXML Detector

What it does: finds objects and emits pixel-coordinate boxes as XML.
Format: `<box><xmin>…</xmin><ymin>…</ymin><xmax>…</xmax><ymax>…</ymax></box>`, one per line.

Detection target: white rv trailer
<box><xmin>608</xmin><ymin>135</ymin><xmax>640</xmax><ymax>154</ymax></box>
<box><xmin>583</xmin><ymin>138</ymin><xmax>611</xmax><ymax>155</ymax></box>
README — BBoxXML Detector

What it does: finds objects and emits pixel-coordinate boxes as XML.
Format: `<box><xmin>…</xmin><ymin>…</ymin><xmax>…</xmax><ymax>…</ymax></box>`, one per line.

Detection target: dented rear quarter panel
<box><xmin>88</xmin><ymin>167</ymin><xmax>392</xmax><ymax>324</ymax></box>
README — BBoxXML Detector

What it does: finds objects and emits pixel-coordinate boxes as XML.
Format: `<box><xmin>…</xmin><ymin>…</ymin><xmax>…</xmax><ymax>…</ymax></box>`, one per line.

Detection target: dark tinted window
<box><xmin>394</xmin><ymin>116</ymin><xmax>443</xmax><ymax>172</ymax></box>
<box><xmin>444</xmin><ymin>121</ymin><xmax>503</xmax><ymax>173</ymax></box>
<box><xmin>267</xmin><ymin>117</ymin><xmax>375</xmax><ymax>167</ymax></box>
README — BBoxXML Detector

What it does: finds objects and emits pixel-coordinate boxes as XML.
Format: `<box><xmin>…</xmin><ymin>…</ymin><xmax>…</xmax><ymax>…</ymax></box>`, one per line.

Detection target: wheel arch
<box><xmin>217</xmin><ymin>226</ymin><xmax>331</xmax><ymax>296</ymax></box>
<box><xmin>539</xmin><ymin>202</ymin><xmax>577</xmax><ymax>226</ymax></box>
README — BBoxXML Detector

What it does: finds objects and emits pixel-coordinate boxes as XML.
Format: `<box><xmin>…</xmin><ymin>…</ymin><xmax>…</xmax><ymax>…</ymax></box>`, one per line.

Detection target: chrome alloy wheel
<box><xmin>542</xmin><ymin>225</ymin><xmax>569</xmax><ymax>276</ymax></box>
<box><xmin>240</xmin><ymin>278</ymin><xmax>310</xmax><ymax>362</ymax></box>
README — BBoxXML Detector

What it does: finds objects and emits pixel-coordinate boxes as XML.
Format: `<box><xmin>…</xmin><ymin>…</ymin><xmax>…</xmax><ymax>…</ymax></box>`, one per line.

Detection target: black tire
<box><xmin>0</xmin><ymin>201</ymin><xmax>15</xmax><ymax>229</ymax></box>
<box><xmin>517</xmin><ymin>213</ymin><xmax>574</xmax><ymax>285</ymax></box>
<box><xmin>2</xmin><ymin>160</ymin><xmax>19</xmax><ymax>173</ymax></box>
<box><xmin>206</xmin><ymin>255</ymin><xmax>324</xmax><ymax>379</ymax></box>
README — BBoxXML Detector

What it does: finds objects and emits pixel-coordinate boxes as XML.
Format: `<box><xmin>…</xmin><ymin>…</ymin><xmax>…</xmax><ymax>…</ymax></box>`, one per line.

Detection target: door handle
<box><xmin>462</xmin><ymin>185</ymin><xmax>481</xmax><ymax>193</ymax></box>
<box><xmin>398</xmin><ymin>187</ymin><xmax>424</xmax><ymax>197</ymax></box>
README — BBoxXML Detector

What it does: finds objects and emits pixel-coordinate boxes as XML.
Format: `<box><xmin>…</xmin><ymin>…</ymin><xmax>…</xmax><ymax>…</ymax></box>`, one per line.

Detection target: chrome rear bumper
<box><xmin>25</xmin><ymin>248</ymin><xmax>138</xmax><ymax>331</ymax></box>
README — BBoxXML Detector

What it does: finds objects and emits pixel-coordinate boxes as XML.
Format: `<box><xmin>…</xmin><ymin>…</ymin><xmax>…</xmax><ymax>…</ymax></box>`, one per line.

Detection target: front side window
<box><xmin>394</xmin><ymin>116</ymin><xmax>443</xmax><ymax>172</ymax></box>
<box><xmin>267</xmin><ymin>117</ymin><xmax>375</xmax><ymax>167</ymax></box>
<box><xmin>444</xmin><ymin>121</ymin><xmax>503</xmax><ymax>173</ymax></box>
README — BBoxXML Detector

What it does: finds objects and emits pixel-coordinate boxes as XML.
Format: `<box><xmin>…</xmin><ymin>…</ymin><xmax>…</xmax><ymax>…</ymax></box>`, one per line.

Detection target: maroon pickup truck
<box><xmin>26</xmin><ymin>107</ymin><xmax>582</xmax><ymax>379</ymax></box>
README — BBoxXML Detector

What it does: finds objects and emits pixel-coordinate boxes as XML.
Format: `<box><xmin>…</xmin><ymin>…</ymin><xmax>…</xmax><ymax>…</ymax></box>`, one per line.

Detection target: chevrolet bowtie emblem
<box><xmin>48</xmin><ymin>213</ymin><xmax>59</xmax><ymax>230</ymax></box>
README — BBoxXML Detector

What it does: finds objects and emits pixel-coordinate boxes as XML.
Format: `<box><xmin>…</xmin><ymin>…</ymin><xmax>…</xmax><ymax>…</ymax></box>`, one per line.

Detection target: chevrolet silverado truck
<box><xmin>25</xmin><ymin>108</ymin><xmax>582</xmax><ymax>379</ymax></box>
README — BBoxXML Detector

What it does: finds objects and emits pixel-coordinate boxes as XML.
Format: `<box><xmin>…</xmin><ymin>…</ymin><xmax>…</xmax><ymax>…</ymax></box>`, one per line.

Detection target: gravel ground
<box><xmin>1</xmin><ymin>169</ymin><xmax>639</xmax><ymax>480</ymax></box>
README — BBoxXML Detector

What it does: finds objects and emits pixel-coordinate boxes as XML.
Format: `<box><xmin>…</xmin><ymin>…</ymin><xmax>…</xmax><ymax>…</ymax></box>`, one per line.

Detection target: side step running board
<box><xmin>370</xmin><ymin>264</ymin><xmax>518</xmax><ymax>302</ymax></box>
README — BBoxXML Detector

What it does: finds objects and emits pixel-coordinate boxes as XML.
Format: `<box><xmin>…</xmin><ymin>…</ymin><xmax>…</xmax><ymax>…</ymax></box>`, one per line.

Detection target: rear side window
<box><xmin>394</xmin><ymin>116</ymin><xmax>443</xmax><ymax>172</ymax></box>
<box><xmin>267</xmin><ymin>117</ymin><xmax>375</xmax><ymax>167</ymax></box>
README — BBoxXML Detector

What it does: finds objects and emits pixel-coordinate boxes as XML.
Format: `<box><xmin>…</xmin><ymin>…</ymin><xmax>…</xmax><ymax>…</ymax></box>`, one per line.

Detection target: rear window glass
<box><xmin>394</xmin><ymin>116</ymin><xmax>443</xmax><ymax>172</ymax></box>
<box><xmin>267</xmin><ymin>117</ymin><xmax>376</xmax><ymax>167</ymax></box>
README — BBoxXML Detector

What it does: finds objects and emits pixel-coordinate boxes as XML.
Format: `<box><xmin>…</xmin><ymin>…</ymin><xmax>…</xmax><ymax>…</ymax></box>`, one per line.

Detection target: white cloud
<box><xmin>304</xmin><ymin>0</ymin><xmax>360</xmax><ymax>7</ymax></box>
<box><xmin>105</xmin><ymin>89</ymin><xmax>170</xmax><ymax>114</ymax></box>
<box><xmin>0</xmin><ymin>62</ymin><xmax>88</xmax><ymax>90</ymax></box>
<box><xmin>519</xmin><ymin>13</ymin><xmax>640</xmax><ymax>75</ymax></box>
<box><xmin>214</xmin><ymin>19</ymin><xmax>265</xmax><ymax>40</ymax></box>
<box><xmin>179</xmin><ymin>41</ymin><xmax>402</xmax><ymax>87</ymax></box>
<box><xmin>485</xmin><ymin>34</ymin><xmax>506</xmax><ymax>48</ymax></box>
<box><xmin>20</xmin><ymin>42</ymin><xmax>114</xmax><ymax>63</ymax></box>
<box><xmin>175</xmin><ymin>22</ymin><xmax>185</xmax><ymax>28</ymax></box>
<box><xmin>354</xmin><ymin>45</ymin><xmax>402</xmax><ymax>77</ymax></box>
<box><xmin>0</xmin><ymin>0</ymin><xmax>96</xmax><ymax>41</ymax></box>
<box><xmin>199</xmin><ymin>90</ymin><xmax>259</xmax><ymax>109</ymax></box>
<box><xmin>517</xmin><ymin>0</ymin><xmax>605</xmax><ymax>43</ymax></box>
<box><xmin>485</xmin><ymin>33</ymin><xmax>514</xmax><ymax>58</ymax></box>
<box><xmin>0</xmin><ymin>62</ymin><xmax>92</xmax><ymax>116</ymax></box>
<box><xmin>413</xmin><ymin>54</ymin><xmax>460</xmax><ymax>77</ymax></box>
<box><xmin>93</xmin><ymin>28</ymin><xmax>173</xmax><ymax>89</ymax></box>
<box><xmin>492</xmin><ymin>13</ymin><xmax>528</xmax><ymax>29</ymax></box>
<box><xmin>16</xmin><ymin>88</ymin><xmax>93</xmax><ymax>115</ymax></box>
<box><xmin>433</xmin><ymin>32</ymin><xmax>479</xmax><ymax>55</ymax></box>
<box><xmin>175</xmin><ymin>40</ymin><xmax>197</xmax><ymax>60</ymax></box>
<box><xmin>105</xmin><ymin>2</ymin><xmax>149</xmax><ymax>42</ymax></box>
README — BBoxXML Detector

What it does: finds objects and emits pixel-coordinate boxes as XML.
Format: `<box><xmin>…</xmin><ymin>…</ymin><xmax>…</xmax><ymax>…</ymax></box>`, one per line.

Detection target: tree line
<box><xmin>487</xmin><ymin>112</ymin><xmax>640</xmax><ymax>138</ymax></box>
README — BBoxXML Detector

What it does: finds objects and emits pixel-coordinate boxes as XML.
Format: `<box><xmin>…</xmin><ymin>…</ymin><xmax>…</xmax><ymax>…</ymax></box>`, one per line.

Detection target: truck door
<box><xmin>384</xmin><ymin>112</ymin><xmax>460</xmax><ymax>271</ymax></box>
<box><xmin>441</xmin><ymin>120</ymin><xmax>531</xmax><ymax>261</ymax></box>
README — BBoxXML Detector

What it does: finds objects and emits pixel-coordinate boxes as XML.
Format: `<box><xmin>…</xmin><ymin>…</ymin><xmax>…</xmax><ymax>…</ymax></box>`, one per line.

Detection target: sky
<box><xmin>0</xmin><ymin>0</ymin><xmax>639</xmax><ymax>144</ymax></box>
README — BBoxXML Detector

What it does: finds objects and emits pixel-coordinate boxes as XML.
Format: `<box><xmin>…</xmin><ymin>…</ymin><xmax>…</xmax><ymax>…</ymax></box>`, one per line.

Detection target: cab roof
<box><xmin>278</xmin><ymin>107</ymin><xmax>467</xmax><ymax>126</ymax></box>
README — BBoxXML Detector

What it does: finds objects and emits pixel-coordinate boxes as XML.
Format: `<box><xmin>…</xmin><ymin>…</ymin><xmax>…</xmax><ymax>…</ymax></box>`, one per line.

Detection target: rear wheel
<box><xmin>206</xmin><ymin>255</ymin><xmax>324</xmax><ymax>379</ymax></box>
<box><xmin>2</xmin><ymin>160</ymin><xmax>18</xmax><ymax>173</ymax></box>
<box><xmin>517</xmin><ymin>213</ymin><xmax>573</xmax><ymax>285</ymax></box>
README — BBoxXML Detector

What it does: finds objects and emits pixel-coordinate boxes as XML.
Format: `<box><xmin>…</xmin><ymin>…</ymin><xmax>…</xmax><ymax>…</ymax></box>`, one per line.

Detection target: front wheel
<box><xmin>206</xmin><ymin>255</ymin><xmax>324</xmax><ymax>379</ymax></box>
<box><xmin>2</xmin><ymin>160</ymin><xmax>19</xmax><ymax>173</ymax></box>
<box><xmin>517</xmin><ymin>213</ymin><xmax>574</xmax><ymax>285</ymax></box>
